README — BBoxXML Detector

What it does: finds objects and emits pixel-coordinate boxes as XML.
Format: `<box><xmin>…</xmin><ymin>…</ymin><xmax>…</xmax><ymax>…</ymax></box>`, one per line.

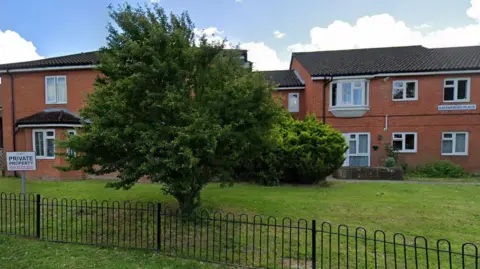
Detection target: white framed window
<box><xmin>45</xmin><ymin>76</ymin><xmax>67</xmax><ymax>104</ymax></box>
<box><xmin>331</xmin><ymin>80</ymin><xmax>369</xmax><ymax>107</ymax></box>
<box><xmin>392</xmin><ymin>80</ymin><xmax>418</xmax><ymax>101</ymax></box>
<box><xmin>67</xmin><ymin>129</ymin><xmax>76</xmax><ymax>157</ymax></box>
<box><xmin>33</xmin><ymin>129</ymin><xmax>55</xmax><ymax>159</ymax></box>
<box><xmin>343</xmin><ymin>133</ymin><xmax>370</xmax><ymax>167</ymax></box>
<box><xmin>392</xmin><ymin>132</ymin><xmax>417</xmax><ymax>153</ymax></box>
<box><xmin>443</xmin><ymin>78</ymin><xmax>470</xmax><ymax>102</ymax></box>
<box><xmin>442</xmin><ymin>132</ymin><xmax>468</xmax><ymax>156</ymax></box>
<box><xmin>288</xmin><ymin>93</ymin><xmax>300</xmax><ymax>112</ymax></box>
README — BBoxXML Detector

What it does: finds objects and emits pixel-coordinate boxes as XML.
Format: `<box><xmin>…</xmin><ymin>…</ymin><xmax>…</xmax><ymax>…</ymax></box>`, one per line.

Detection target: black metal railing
<box><xmin>0</xmin><ymin>192</ymin><xmax>478</xmax><ymax>268</ymax></box>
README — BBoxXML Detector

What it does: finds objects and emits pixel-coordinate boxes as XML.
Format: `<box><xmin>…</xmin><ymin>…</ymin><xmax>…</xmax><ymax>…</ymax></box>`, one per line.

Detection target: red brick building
<box><xmin>1</xmin><ymin>45</ymin><xmax>480</xmax><ymax>179</ymax></box>
<box><xmin>265</xmin><ymin>45</ymin><xmax>480</xmax><ymax>172</ymax></box>
<box><xmin>0</xmin><ymin>50</ymin><xmax>251</xmax><ymax>179</ymax></box>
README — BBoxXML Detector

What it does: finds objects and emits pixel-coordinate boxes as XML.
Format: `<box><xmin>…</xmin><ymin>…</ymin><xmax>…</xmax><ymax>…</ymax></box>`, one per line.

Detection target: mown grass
<box><xmin>0</xmin><ymin>235</ymin><xmax>224</xmax><ymax>269</ymax></box>
<box><xmin>0</xmin><ymin>177</ymin><xmax>479</xmax><ymax>268</ymax></box>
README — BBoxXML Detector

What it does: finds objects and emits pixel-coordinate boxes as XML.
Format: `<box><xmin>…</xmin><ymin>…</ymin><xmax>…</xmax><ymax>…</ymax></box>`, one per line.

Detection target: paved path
<box><xmin>327</xmin><ymin>178</ymin><xmax>480</xmax><ymax>185</ymax></box>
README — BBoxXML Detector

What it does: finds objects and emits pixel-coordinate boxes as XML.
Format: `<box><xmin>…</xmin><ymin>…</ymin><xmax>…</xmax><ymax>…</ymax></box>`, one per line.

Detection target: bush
<box><xmin>279</xmin><ymin>115</ymin><xmax>348</xmax><ymax>184</ymax></box>
<box><xmin>235</xmin><ymin>114</ymin><xmax>348</xmax><ymax>185</ymax></box>
<box><xmin>413</xmin><ymin>160</ymin><xmax>467</xmax><ymax>178</ymax></box>
<box><xmin>383</xmin><ymin>157</ymin><xmax>396</xmax><ymax>168</ymax></box>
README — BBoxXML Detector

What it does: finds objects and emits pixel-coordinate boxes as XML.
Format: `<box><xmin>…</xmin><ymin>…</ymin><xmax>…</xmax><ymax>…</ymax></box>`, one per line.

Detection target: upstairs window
<box><xmin>392</xmin><ymin>132</ymin><xmax>417</xmax><ymax>153</ymax></box>
<box><xmin>393</xmin><ymin>81</ymin><xmax>418</xmax><ymax>101</ymax></box>
<box><xmin>331</xmin><ymin>80</ymin><xmax>369</xmax><ymax>107</ymax></box>
<box><xmin>444</xmin><ymin>78</ymin><xmax>470</xmax><ymax>102</ymax></box>
<box><xmin>33</xmin><ymin>130</ymin><xmax>55</xmax><ymax>159</ymax></box>
<box><xmin>288</xmin><ymin>93</ymin><xmax>300</xmax><ymax>112</ymax></box>
<box><xmin>45</xmin><ymin>76</ymin><xmax>67</xmax><ymax>104</ymax></box>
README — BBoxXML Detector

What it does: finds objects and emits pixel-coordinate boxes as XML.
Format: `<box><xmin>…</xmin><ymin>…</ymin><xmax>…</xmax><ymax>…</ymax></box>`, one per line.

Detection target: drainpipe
<box><xmin>322</xmin><ymin>76</ymin><xmax>333</xmax><ymax>124</ymax></box>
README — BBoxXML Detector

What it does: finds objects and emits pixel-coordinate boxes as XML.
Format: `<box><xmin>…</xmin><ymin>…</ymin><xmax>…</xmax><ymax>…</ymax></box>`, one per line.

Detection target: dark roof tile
<box><xmin>262</xmin><ymin>70</ymin><xmax>305</xmax><ymax>88</ymax></box>
<box><xmin>293</xmin><ymin>45</ymin><xmax>480</xmax><ymax>76</ymax></box>
<box><xmin>16</xmin><ymin>110</ymin><xmax>82</xmax><ymax>126</ymax></box>
<box><xmin>0</xmin><ymin>51</ymin><xmax>99</xmax><ymax>70</ymax></box>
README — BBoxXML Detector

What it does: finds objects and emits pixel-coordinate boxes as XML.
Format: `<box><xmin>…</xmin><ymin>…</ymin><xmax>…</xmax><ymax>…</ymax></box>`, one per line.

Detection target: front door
<box><xmin>343</xmin><ymin>133</ymin><xmax>370</xmax><ymax>167</ymax></box>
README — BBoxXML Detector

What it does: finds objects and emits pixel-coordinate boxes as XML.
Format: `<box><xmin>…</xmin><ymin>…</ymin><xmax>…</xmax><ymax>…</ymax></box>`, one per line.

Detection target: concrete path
<box><xmin>327</xmin><ymin>178</ymin><xmax>480</xmax><ymax>185</ymax></box>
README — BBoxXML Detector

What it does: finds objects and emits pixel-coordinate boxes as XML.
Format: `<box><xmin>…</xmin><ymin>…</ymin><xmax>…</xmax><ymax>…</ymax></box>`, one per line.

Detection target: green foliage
<box><xmin>384</xmin><ymin>144</ymin><xmax>398</xmax><ymax>162</ymax></box>
<box><xmin>411</xmin><ymin>160</ymin><xmax>468</xmax><ymax>178</ymax></box>
<box><xmin>57</xmin><ymin>4</ymin><xmax>283</xmax><ymax>214</ymax></box>
<box><xmin>383</xmin><ymin>157</ymin><xmax>396</xmax><ymax>168</ymax></box>
<box><xmin>240</xmin><ymin>114</ymin><xmax>348</xmax><ymax>185</ymax></box>
<box><xmin>401</xmin><ymin>163</ymin><xmax>409</xmax><ymax>173</ymax></box>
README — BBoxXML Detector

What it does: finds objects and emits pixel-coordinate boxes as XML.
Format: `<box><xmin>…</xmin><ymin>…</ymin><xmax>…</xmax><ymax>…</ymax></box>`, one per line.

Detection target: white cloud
<box><xmin>414</xmin><ymin>23</ymin><xmax>432</xmax><ymax>29</ymax></box>
<box><xmin>467</xmin><ymin>0</ymin><xmax>480</xmax><ymax>21</ymax></box>
<box><xmin>288</xmin><ymin>12</ymin><xmax>480</xmax><ymax>52</ymax></box>
<box><xmin>193</xmin><ymin>27</ymin><xmax>230</xmax><ymax>46</ymax></box>
<box><xmin>150</xmin><ymin>0</ymin><xmax>160</xmax><ymax>3</ymax></box>
<box><xmin>240</xmin><ymin>42</ymin><xmax>288</xmax><ymax>71</ymax></box>
<box><xmin>273</xmin><ymin>30</ymin><xmax>286</xmax><ymax>39</ymax></box>
<box><xmin>0</xmin><ymin>30</ymin><xmax>43</xmax><ymax>64</ymax></box>
<box><xmin>235</xmin><ymin>0</ymin><xmax>243</xmax><ymax>3</ymax></box>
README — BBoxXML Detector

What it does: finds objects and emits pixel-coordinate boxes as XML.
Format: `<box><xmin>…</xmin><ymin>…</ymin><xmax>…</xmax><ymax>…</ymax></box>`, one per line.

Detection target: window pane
<box><xmin>405</xmin><ymin>134</ymin><xmax>415</xmax><ymax>150</ymax></box>
<box><xmin>445</xmin><ymin>80</ymin><xmax>454</xmax><ymax>85</ymax></box>
<box><xmin>46</xmin><ymin>131</ymin><xmax>54</xmax><ymax>137</ymax></box>
<box><xmin>443</xmin><ymin>133</ymin><xmax>453</xmax><ymax>139</ymax></box>
<box><xmin>358</xmin><ymin>134</ymin><xmax>368</xmax><ymax>153</ymax></box>
<box><xmin>444</xmin><ymin>87</ymin><xmax>454</xmax><ymax>101</ymax></box>
<box><xmin>349</xmin><ymin>140</ymin><xmax>356</xmax><ymax>154</ymax></box>
<box><xmin>47</xmin><ymin>138</ymin><xmax>55</xmax><ymax>157</ymax></box>
<box><xmin>393</xmin><ymin>140</ymin><xmax>403</xmax><ymax>151</ymax></box>
<box><xmin>458</xmin><ymin>80</ymin><xmax>467</xmax><ymax>100</ymax></box>
<box><xmin>406</xmin><ymin>82</ymin><xmax>416</xmax><ymax>98</ymax></box>
<box><xmin>393</xmin><ymin>134</ymin><xmax>402</xmax><ymax>139</ymax></box>
<box><xmin>455</xmin><ymin>133</ymin><xmax>466</xmax><ymax>153</ymax></box>
<box><xmin>57</xmin><ymin>82</ymin><xmax>67</xmax><ymax>103</ymax></box>
<box><xmin>46</xmin><ymin>78</ymin><xmax>56</xmax><ymax>103</ymax></box>
<box><xmin>393</xmin><ymin>88</ymin><xmax>404</xmax><ymax>99</ymax></box>
<box><xmin>342</xmin><ymin>82</ymin><xmax>352</xmax><ymax>105</ymax></box>
<box><xmin>442</xmin><ymin>140</ymin><xmax>453</xmax><ymax>154</ymax></box>
<box><xmin>353</xmin><ymin>81</ymin><xmax>361</xmax><ymax>87</ymax></box>
<box><xmin>353</xmin><ymin>88</ymin><xmax>362</xmax><ymax>105</ymax></box>
<box><xmin>288</xmin><ymin>93</ymin><xmax>299</xmax><ymax>112</ymax></box>
<box><xmin>332</xmin><ymin>83</ymin><xmax>337</xmax><ymax>106</ymax></box>
<box><xmin>34</xmin><ymin>132</ymin><xmax>44</xmax><ymax>156</ymax></box>
<box><xmin>393</xmin><ymin>81</ymin><xmax>404</xmax><ymax>88</ymax></box>
<box><xmin>349</xmin><ymin>156</ymin><xmax>369</xmax><ymax>167</ymax></box>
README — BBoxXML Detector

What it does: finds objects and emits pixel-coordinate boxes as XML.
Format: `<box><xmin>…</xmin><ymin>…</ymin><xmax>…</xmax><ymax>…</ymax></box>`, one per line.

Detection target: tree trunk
<box><xmin>174</xmin><ymin>190</ymin><xmax>201</xmax><ymax>216</ymax></box>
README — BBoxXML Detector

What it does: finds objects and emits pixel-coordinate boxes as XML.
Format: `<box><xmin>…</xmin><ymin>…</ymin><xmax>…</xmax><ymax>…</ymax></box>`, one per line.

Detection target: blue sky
<box><xmin>1</xmin><ymin>0</ymin><xmax>480</xmax><ymax>70</ymax></box>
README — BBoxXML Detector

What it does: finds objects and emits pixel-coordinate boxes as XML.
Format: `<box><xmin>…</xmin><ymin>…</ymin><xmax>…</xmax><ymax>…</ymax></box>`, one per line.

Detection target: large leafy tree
<box><xmin>59</xmin><ymin>4</ymin><xmax>283</xmax><ymax>213</ymax></box>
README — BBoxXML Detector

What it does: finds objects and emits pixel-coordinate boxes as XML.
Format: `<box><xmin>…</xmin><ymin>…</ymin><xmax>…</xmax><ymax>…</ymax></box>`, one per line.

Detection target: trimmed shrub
<box><xmin>280</xmin><ymin>115</ymin><xmax>348</xmax><ymax>184</ymax></box>
<box><xmin>383</xmin><ymin>157</ymin><xmax>396</xmax><ymax>168</ymax></box>
<box><xmin>413</xmin><ymin>160</ymin><xmax>467</xmax><ymax>178</ymax></box>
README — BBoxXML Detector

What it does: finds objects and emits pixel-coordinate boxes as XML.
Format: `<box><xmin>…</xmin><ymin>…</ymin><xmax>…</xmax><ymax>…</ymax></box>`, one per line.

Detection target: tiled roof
<box><xmin>262</xmin><ymin>70</ymin><xmax>305</xmax><ymax>88</ymax></box>
<box><xmin>292</xmin><ymin>45</ymin><xmax>480</xmax><ymax>76</ymax></box>
<box><xmin>0</xmin><ymin>49</ymin><xmax>249</xmax><ymax>71</ymax></box>
<box><xmin>0</xmin><ymin>51</ymin><xmax>98</xmax><ymax>70</ymax></box>
<box><xmin>16</xmin><ymin>110</ymin><xmax>82</xmax><ymax>126</ymax></box>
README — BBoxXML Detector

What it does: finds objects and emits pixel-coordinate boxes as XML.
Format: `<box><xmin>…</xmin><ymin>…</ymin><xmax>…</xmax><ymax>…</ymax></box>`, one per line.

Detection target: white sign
<box><xmin>438</xmin><ymin>104</ymin><xmax>477</xmax><ymax>111</ymax></box>
<box><xmin>7</xmin><ymin>152</ymin><xmax>36</xmax><ymax>171</ymax></box>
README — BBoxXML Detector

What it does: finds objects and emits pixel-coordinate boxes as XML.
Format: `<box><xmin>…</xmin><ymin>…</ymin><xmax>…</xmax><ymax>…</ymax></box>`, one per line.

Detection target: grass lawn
<box><xmin>0</xmin><ymin>177</ymin><xmax>479</xmax><ymax>268</ymax></box>
<box><xmin>0</xmin><ymin>235</ymin><xmax>223</xmax><ymax>269</ymax></box>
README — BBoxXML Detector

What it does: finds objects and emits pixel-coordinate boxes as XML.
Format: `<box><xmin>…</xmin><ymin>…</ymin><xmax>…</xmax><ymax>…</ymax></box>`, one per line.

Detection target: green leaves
<box><xmin>58</xmin><ymin>4</ymin><xmax>283</xmax><ymax>213</ymax></box>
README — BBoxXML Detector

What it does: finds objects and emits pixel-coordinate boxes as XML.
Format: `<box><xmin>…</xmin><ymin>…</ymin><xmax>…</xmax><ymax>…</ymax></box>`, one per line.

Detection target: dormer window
<box><xmin>45</xmin><ymin>76</ymin><xmax>67</xmax><ymax>104</ymax></box>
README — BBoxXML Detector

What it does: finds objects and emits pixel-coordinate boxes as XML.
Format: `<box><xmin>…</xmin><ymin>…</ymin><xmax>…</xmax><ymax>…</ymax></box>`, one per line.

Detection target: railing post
<box><xmin>36</xmin><ymin>194</ymin><xmax>41</xmax><ymax>239</ymax></box>
<box><xmin>156</xmin><ymin>202</ymin><xmax>161</xmax><ymax>253</ymax></box>
<box><xmin>312</xmin><ymin>219</ymin><xmax>317</xmax><ymax>269</ymax></box>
